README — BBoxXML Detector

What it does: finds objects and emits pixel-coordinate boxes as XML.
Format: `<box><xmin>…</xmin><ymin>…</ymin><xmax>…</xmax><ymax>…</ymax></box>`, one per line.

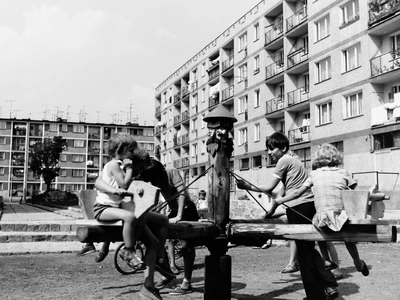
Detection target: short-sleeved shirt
<box><xmin>304</xmin><ymin>167</ymin><xmax>357</xmax><ymax>213</ymax></box>
<box><xmin>274</xmin><ymin>153</ymin><xmax>313</xmax><ymax>208</ymax></box>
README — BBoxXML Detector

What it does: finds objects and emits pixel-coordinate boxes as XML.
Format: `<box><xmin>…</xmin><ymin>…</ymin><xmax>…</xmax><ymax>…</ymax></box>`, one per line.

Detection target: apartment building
<box><xmin>0</xmin><ymin>118</ymin><xmax>155</xmax><ymax>202</ymax></box>
<box><xmin>154</xmin><ymin>0</ymin><xmax>400</xmax><ymax>195</ymax></box>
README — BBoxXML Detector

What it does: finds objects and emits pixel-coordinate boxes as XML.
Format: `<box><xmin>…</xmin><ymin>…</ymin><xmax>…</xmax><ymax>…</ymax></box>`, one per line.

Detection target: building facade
<box><xmin>0</xmin><ymin>118</ymin><xmax>154</xmax><ymax>202</ymax></box>
<box><xmin>154</xmin><ymin>0</ymin><xmax>400</xmax><ymax>197</ymax></box>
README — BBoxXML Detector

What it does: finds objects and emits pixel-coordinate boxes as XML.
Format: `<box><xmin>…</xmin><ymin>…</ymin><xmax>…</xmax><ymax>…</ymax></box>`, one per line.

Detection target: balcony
<box><xmin>181</xmin><ymin>133</ymin><xmax>190</xmax><ymax>145</ymax></box>
<box><xmin>287</xmin><ymin>47</ymin><xmax>309</xmax><ymax>69</ymax></box>
<box><xmin>182</xmin><ymin>157</ymin><xmax>190</xmax><ymax>168</ymax></box>
<box><xmin>286</xmin><ymin>6</ymin><xmax>307</xmax><ymax>32</ymax></box>
<box><xmin>174</xmin><ymin>91</ymin><xmax>181</xmax><ymax>104</ymax></box>
<box><xmin>173</xmin><ymin>135</ymin><xmax>181</xmax><ymax>147</ymax></box>
<box><xmin>209</xmin><ymin>95</ymin><xmax>219</xmax><ymax>108</ymax></box>
<box><xmin>88</xmin><ymin>133</ymin><xmax>100</xmax><ymax>139</ymax></box>
<box><xmin>368</xmin><ymin>0</ymin><xmax>400</xmax><ymax>26</ymax></box>
<box><xmin>288</xmin><ymin>126</ymin><xmax>310</xmax><ymax>145</ymax></box>
<box><xmin>222</xmin><ymin>85</ymin><xmax>234</xmax><ymax>102</ymax></box>
<box><xmin>181</xmin><ymin>110</ymin><xmax>190</xmax><ymax>123</ymax></box>
<box><xmin>265</xmin><ymin>23</ymin><xmax>283</xmax><ymax>46</ymax></box>
<box><xmin>266</xmin><ymin>96</ymin><xmax>285</xmax><ymax>114</ymax></box>
<box><xmin>371</xmin><ymin>48</ymin><xmax>400</xmax><ymax>77</ymax></box>
<box><xmin>189</xmin><ymin>80</ymin><xmax>198</xmax><ymax>92</ymax></box>
<box><xmin>265</xmin><ymin>59</ymin><xmax>284</xmax><ymax>80</ymax></box>
<box><xmin>181</xmin><ymin>86</ymin><xmax>189</xmax><ymax>99</ymax></box>
<box><xmin>371</xmin><ymin>103</ymin><xmax>400</xmax><ymax>127</ymax></box>
<box><xmin>287</xmin><ymin>85</ymin><xmax>310</xmax><ymax>106</ymax></box>
<box><xmin>174</xmin><ymin>115</ymin><xmax>181</xmax><ymax>126</ymax></box>
<box><xmin>222</xmin><ymin>55</ymin><xmax>234</xmax><ymax>73</ymax></box>
<box><xmin>155</xmin><ymin>106</ymin><xmax>161</xmax><ymax>116</ymax></box>
<box><xmin>208</xmin><ymin>67</ymin><xmax>220</xmax><ymax>82</ymax></box>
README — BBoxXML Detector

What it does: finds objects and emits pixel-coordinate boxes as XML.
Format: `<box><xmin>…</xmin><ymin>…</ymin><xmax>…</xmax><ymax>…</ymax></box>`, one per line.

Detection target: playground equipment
<box><xmin>76</xmin><ymin>105</ymin><xmax>396</xmax><ymax>300</ymax></box>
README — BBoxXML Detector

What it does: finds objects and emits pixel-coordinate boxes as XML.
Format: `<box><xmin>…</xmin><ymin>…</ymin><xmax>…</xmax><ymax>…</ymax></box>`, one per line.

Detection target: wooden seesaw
<box><xmin>76</xmin><ymin>107</ymin><xmax>397</xmax><ymax>300</ymax></box>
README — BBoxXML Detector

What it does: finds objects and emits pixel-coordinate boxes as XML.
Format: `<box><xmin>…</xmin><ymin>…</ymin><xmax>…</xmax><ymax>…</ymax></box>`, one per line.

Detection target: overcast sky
<box><xmin>0</xmin><ymin>0</ymin><xmax>261</xmax><ymax>125</ymax></box>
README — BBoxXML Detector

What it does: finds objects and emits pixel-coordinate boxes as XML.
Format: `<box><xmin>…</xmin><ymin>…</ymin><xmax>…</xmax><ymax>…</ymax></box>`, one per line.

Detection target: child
<box><xmin>276</xmin><ymin>143</ymin><xmax>369</xmax><ymax>277</ymax></box>
<box><xmin>237</xmin><ymin>132</ymin><xmax>338</xmax><ymax>300</ymax></box>
<box><xmin>93</xmin><ymin>133</ymin><xmax>144</xmax><ymax>270</ymax></box>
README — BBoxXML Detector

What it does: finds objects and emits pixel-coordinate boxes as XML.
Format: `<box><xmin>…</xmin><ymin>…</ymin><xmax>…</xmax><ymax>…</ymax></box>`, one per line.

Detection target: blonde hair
<box><xmin>312</xmin><ymin>143</ymin><xmax>343</xmax><ymax>168</ymax></box>
<box><xmin>107</xmin><ymin>133</ymin><xmax>137</xmax><ymax>158</ymax></box>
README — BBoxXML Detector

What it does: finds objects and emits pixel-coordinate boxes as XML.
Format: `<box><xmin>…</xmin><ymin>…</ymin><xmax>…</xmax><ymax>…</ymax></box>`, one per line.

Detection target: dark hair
<box><xmin>265</xmin><ymin>132</ymin><xmax>289</xmax><ymax>153</ymax></box>
<box><xmin>131</xmin><ymin>147</ymin><xmax>150</xmax><ymax>165</ymax></box>
<box><xmin>199</xmin><ymin>190</ymin><xmax>206</xmax><ymax>195</ymax></box>
<box><xmin>107</xmin><ymin>133</ymin><xmax>137</xmax><ymax>157</ymax></box>
<box><xmin>140</xmin><ymin>158</ymin><xmax>168</xmax><ymax>186</ymax></box>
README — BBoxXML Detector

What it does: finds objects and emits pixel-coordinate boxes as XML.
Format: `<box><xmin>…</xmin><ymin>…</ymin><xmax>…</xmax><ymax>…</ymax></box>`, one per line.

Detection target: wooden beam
<box><xmin>227</xmin><ymin>222</ymin><xmax>397</xmax><ymax>243</ymax></box>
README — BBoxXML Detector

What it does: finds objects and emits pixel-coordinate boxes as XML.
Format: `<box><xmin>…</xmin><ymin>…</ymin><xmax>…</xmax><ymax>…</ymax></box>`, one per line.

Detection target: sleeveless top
<box><xmin>95</xmin><ymin>160</ymin><xmax>123</xmax><ymax>207</ymax></box>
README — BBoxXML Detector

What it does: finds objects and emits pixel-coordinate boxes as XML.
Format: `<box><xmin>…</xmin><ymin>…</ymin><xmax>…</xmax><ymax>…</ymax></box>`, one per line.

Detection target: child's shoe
<box><xmin>356</xmin><ymin>260</ymin><xmax>369</xmax><ymax>276</ymax></box>
<box><xmin>120</xmin><ymin>248</ymin><xmax>145</xmax><ymax>269</ymax></box>
<box><xmin>77</xmin><ymin>244</ymin><xmax>96</xmax><ymax>256</ymax></box>
<box><xmin>95</xmin><ymin>250</ymin><xmax>109</xmax><ymax>263</ymax></box>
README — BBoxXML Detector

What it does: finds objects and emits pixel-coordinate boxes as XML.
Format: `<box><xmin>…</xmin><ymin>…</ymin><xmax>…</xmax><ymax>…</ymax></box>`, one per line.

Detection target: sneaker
<box><xmin>77</xmin><ymin>244</ymin><xmax>96</xmax><ymax>256</ymax></box>
<box><xmin>95</xmin><ymin>250</ymin><xmax>109</xmax><ymax>263</ymax></box>
<box><xmin>155</xmin><ymin>257</ymin><xmax>176</xmax><ymax>278</ymax></box>
<box><xmin>155</xmin><ymin>276</ymin><xmax>176</xmax><ymax>289</ymax></box>
<box><xmin>281</xmin><ymin>263</ymin><xmax>299</xmax><ymax>273</ymax></box>
<box><xmin>139</xmin><ymin>286</ymin><xmax>162</xmax><ymax>300</ymax></box>
<box><xmin>324</xmin><ymin>287</ymin><xmax>339</xmax><ymax>300</ymax></box>
<box><xmin>169</xmin><ymin>284</ymin><xmax>193</xmax><ymax>295</ymax></box>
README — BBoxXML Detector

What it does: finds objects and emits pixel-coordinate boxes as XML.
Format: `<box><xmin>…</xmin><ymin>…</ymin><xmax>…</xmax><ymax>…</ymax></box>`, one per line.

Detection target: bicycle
<box><xmin>114</xmin><ymin>241</ymin><xmax>146</xmax><ymax>275</ymax></box>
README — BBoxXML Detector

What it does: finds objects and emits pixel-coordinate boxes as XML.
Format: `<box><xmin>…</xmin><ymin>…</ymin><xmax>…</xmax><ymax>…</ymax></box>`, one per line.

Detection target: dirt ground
<box><xmin>1</xmin><ymin>242</ymin><xmax>400</xmax><ymax>300</ymax></box>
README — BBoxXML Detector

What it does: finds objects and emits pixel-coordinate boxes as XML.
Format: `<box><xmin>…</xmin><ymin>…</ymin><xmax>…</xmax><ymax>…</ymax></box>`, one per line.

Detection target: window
<box><xmin>59</xmin><ymin>169</ymin><xmax>67</xmax><ymax>177</ymax></box>
<box><xmin>344</xmin><ymin>92</ymin><xmax>362</xmax><ymax>118</ymax></box>
<box><xmin>0</xmin><ymin>167</ymin><xmax>4</xmax><ymax>175</ymax></box>
<box><xmin>72</xmin><ymin>155</ymin><xmax>84</xmax><ymax>162</ymax></box>
<box><xmin>49</xmin><ymin>124</ymin><xmax>57</xmax><ymax>132</ymax></box>
<box><xmin>315</xmin><ymin>15</ymin><xmax>329</xmax><ymax>41</ymax></box>
<box><xmin>254</xmin><ymin>55</ymin><xmax>260</xmax><ymax>74</ymax></box>
<box><xmin>239</xmin><ymin>33</ymin><xmax>247</xmax><ymax>51</ymax></box>
<box><xmin>254</xmin><ymin>23</ymin><xmax>260</xmax><ymax>41</ymax></box>
<box><xmin>0</xmin><ymin>152</ymin><xmax>6</xmax><ymax>160</ymax></box>
<box><xmin>316</xmin><ymin>57</ymin><xmax>331</xmax><ymax>83</ymax></box>
<box><xmin>201</xmin><ymin>62</ymin><xmax>206</xmax><ymax>77</ymax></box>
<box><xmin>60</xmin><ymin>154</ymin><xmax>67</xmax><ymax>162</ymax></box>
<box><xmin>201</xmin><ymin>88</ymin><xmax>206</xmax><ymax>102</ymax></box>
<box><xmin>201</xmin><ymin>114</ymin><xmax>206</xmax><ymax>129</ymax></box>
<box><xmin>238</xmin><ymin>128</ymin><xmax>248</xmax><ymax>145</ymax></box>
<box><xmin>60</xmin><ymin>124</ymin><xmax>68</xmax><ymax>132</ymax></box>
<box><xmin>373</xmin><ymin>131</ymin><xmax>400</xmax><ymax>150</ymax></box>
<box><xmin>240</xmin><ymin>158</ymin><xmax>250</xmax><ymax>170</ymax></box>
<box><xmin>73</xmin><ymin>140</ymin><xmax>85</xmax><ymax>148</ymax></box>
<box><xmin>192</xmin><ymin>94</ymin><xmax>198</xmax><ymax>108</ymax></box>
<box><xmin>341</xmin><ymin>0</ymin><xmax>359</xmax><ymax>24</ymax></box>
<box><xmin>254</xmin><ymin>123</ymin><xmax>260</xmax><ymax>142</ymax></box>
<box><xmin>254</xmin><ymin>89</ymin><xmax>260</xmax><ymax>108</ymax></box>
<box><xmin>201</xmin><ymin>140</ymin><xmax>206</xmax><ymax>154</ymax></box>
<box><xmin>192</xmin><ymin>118</ymin><xmax>198</xmax><ymax>131</ymax></box>
<box><xmin>73</xmin><ymin>125</ymin><xmax>85</xmax><ymax>133</ymax></box>
<box><xmin>293</xmin><ymin>147</ymin><xmax>312</xmax><ymax>172</ymax></box>
<box><xmin>239</xmin><ymin>64</ymin><xmax>248</xmax><ymax>82</ymax></box>
<box><xmin>0</xmin><ymin>183</ymin><xmax>3</xmax><ymax>190</ymax></box>
<box><xmin>317</xmin><ymin>101</ymin><xmax>332</xmax><ymax>125</ymax></box>
<box><xmin>238</xmin><ymin>95</ymin><xmax>248</xmax><ymax>114</ymax></box>
<box><xmin>252</xmin><ymin>155</ymin><xmax>262</xmax><ymax>168</ymax></box>
<box><xmin>192</xmin><ymin>167</ymin><xmax>198</xmax><ymax>177</ymax></box>
<box><xmin>72</xmin><ymin>169</ymin><xmax>84</xmax><ymax>177</ymax></box>
<box><xmin>0</xmin><ymin>121</ymin><xmax>6</xmax><ymax>129</ymax></box>
<box><xmin>191</xmin><ymin>143</ymin><xmax>198</xmax><ymax>157</ymax></box>
<box><xmin>390</xmin><ymin>33</ymin><xmax>400</xmax><ymax>58</ymax></box>
<box><xmin>71</xmin><ymin>184</ymin><xmax>83</xmax><ymax>191</ymax></box>
<box><xmin>343</xmin><ymin>44</ymin><xmax>360</xmax><ymax>72</ymax></box>
<box><xmin>0</xmin><ymin>137</ymin><xmax>5</xmax><ymax>144</ymax></box>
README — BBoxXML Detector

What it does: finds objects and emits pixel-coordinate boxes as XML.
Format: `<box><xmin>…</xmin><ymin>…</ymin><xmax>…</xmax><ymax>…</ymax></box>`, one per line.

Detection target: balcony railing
<box><xmin>287</xmin><ymin>47</ymin><xmax>309</xmax><ymax>69</ymax></box>
<box><xmin>368</xmin><ymin>0</ymin><xmax>400</xmax><ymax>25</ymax></box>
<box><xmin>208</xmin><ymin>68</ymin><xmax>219</xmax><ymax>81</ymax></box>
<box><xmin>222</xmin><ymin>55</ymin><xmax>234</xmax><ymax>72</ymax></box>
<box><xmin>181</xmin><ymin>85</ymin><xmax>189</xmax><ymax>98</ymax></box>
<box><xmin>287</xmin><ymin>85</ymin><xmax>310</xmax><ymax>106</ymax></box>
<box><xmin>182</xmin><ymin>157</ymin><xmax>190</xmax><ymax>167</ymax></box>
<box><xmin>265</xmin><ymin>23</ymin><xmax>283</xmax><ymax>45</ymax></box>
<box><xmin>288</xmin><ymin>126</ymin><xmax>311</xmax><ymax>145</ymax></box>
<box><xmin>181</xmin><ymin>110</ymin><xmax>190</xmax><ymax>122</ymax></box>
<box><xmin>371</xmin><ymin>48</ymin><xmax>400</xmax><ymax>77</ymax></box>
<box><xmin>174</xmin><ymin>91</ymin><xmax>181</xmax><ymax>104</ymax></box>
<box><xmin>286</xmin><ymin>6</ymin><xmax>307</xmax><ymax>32</ymax></box>
<box><xmin>173</xmin><ymin>135</ymin><xmax>181</xmax><ymax>147</ymax></box>
<box><xmin>190</xmin><ymin>80</ymin><xmax>198</xmax><ymax>92</ymax></box>
<box><xmin>181</xmin><ymin>133</ymin><xmax>190</xmax><ymax>145</ymax></box>
<box><xmin>222</xmin><ymin>85</ymin><xmax>234</xmax><ymax>102</ymax></box>
<box><xmin>209</xmin><ymin>95</ymin><xmax>219</xmax><ymax>108</ymax></box>
<box><xmin>173</xmin><ymin>115</ymin><xmax>181</xmax><ymax>126</ymax></box>
<box><xmin>266</xmin><ymin>59</ymin><xmax>284</xmax><ymax>79</ymax></box>
<box><xmin>266</xmin><ymin>96</ymin><xmax>285</xmax><ymax>114</ymax></box>
<box><xmin>155</xmin><ymin>106</ymin><xmax>161</xmax><ymax>116</ymax></box>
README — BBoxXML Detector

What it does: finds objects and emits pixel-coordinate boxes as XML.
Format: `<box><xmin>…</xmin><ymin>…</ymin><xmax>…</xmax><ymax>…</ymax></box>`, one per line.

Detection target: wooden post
<box><xmin>203</xmin><ymin>105</ymin><xmax>237</xmax><ymax>300</ymax></box>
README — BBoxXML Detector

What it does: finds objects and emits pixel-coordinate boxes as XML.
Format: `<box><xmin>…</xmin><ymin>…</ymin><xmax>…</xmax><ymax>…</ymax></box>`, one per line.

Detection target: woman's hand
<box><xmin>236</xmin><ymin>180</ymin><xmax>251</xmax><ymax>190</ymax></box>
<box><xmin>122</xmin><ymin>158</ymin><xmax>133</xmax><ymax>168</ymax></box>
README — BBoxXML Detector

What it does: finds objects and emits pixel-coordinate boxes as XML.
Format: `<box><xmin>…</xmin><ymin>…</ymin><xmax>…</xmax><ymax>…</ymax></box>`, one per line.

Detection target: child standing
<box><xmin>93</xmin><ymin>133</ymin><xmax>144</xmax><ymax>270</ymax></box>
<box><xmin>276</xmin><ymin>143</ymin><xmax>369</xmax><ymax>277</ymax></box>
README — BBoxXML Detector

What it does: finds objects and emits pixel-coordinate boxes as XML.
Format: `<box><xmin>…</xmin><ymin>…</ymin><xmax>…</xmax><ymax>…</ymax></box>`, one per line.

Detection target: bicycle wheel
<box><xmin>114</xmin><ymin>242</ymin><xmax>145</xmax><ymax>275</ymax></box>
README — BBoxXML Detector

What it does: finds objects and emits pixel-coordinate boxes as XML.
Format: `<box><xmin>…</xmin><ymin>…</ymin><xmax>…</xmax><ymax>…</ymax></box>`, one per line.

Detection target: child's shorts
<box><xmin>93</xmin><ymin>202</ymin><xmax>112</xmax><ymax>220</ymax></box>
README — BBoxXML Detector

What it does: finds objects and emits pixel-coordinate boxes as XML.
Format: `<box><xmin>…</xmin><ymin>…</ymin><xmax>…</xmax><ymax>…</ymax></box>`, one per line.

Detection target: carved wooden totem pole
<box><xmin>203</xmin><ymin>105</ymin><xmax>237</xmax><ymax>300</ymax></box>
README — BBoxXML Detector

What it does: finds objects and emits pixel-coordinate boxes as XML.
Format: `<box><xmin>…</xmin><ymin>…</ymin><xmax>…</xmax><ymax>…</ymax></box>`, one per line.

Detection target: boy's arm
<box><xmin>95</xmin><ymin>174</ymin><xmax>127</xmax><ymax>195</ymax></box>
<box><xmin>236</xmin><ymin>176</ymin><xmax>281</xmax><ymax>195</ymax></box>
<box><xmin>265</xmin><ymin>185</ymin><xmax>309</xmax><ymax>218</ymax></box>
<box><xmin>168</xmin><ymin>169</ymin><xmax>186</xmax><ymax>223</ymax></box>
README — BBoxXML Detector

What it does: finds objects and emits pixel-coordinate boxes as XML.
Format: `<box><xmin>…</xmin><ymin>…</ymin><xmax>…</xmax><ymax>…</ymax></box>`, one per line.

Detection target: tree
<box><xmin>30</xmin><ymin>136</ymin><xmax>67</xmax><ymax>192</ymax></box>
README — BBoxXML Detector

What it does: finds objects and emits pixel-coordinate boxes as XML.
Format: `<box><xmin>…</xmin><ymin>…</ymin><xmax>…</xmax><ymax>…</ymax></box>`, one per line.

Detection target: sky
<box><xmin>0</xmin><ymin>0</ymin><xmax>261</xmax><ymax>126</ymax></box>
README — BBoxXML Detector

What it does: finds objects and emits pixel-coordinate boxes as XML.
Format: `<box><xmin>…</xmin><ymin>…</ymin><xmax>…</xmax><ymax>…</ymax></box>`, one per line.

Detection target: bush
<box><xmin>32</xmin><ymin>190</ymin><xmax>78</xmax><ymax>206</ymax></box>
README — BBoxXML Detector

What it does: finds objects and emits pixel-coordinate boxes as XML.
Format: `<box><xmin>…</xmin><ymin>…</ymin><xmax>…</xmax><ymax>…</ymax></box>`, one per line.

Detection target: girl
<box><xmin>93</xmin><ymin>133</ymin><xmax>144</xmax><ymax>270</ymax></box>
<box><xmin>276</xmin><ymin>143</ymin><xmax>369</xmax><ymax>277</ymax></box>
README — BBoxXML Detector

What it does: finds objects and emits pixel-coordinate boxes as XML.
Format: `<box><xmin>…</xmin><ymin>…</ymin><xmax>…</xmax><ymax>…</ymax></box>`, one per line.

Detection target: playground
<box><xmin>2</xmin><ymin>242</ymin><xmax>400</xmax><ymax>300</ymax></box>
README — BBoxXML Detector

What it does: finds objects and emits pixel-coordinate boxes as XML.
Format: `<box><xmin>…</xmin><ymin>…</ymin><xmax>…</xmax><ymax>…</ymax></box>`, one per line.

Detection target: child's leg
<box><xmin>318</xmin><ymin>241</ymin><xmax>330</xmax><ymax>262</ymax></box>
<box><xmin>146</xmin><ymin>211</ymin><xmax>170</xmax><ymax>260</ymax></box>
<box><xmin>167</xmin><ymin>239</ymin><xmax>176</xmax><ymax>267</ymax></box>
<box><xmin>326</xmin><ymin>242</ymin><xmax>340</xmax><ymax>268</ymax></box>
<box><xmin>139</xmin><ymin>225</ymin><xmax>159</xmax><ymax>288</ymax></box>
<box><xmin>345</xmin><ymin>241</ymin><xmax>369</xmax><ymax>275</ymax></box>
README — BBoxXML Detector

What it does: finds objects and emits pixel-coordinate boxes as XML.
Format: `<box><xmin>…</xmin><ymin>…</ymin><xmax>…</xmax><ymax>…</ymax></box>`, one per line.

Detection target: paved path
<box><xmin>1</xmin><ymin>203</ymin><xmax>77</xmax><ymax>222</ymax></box>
